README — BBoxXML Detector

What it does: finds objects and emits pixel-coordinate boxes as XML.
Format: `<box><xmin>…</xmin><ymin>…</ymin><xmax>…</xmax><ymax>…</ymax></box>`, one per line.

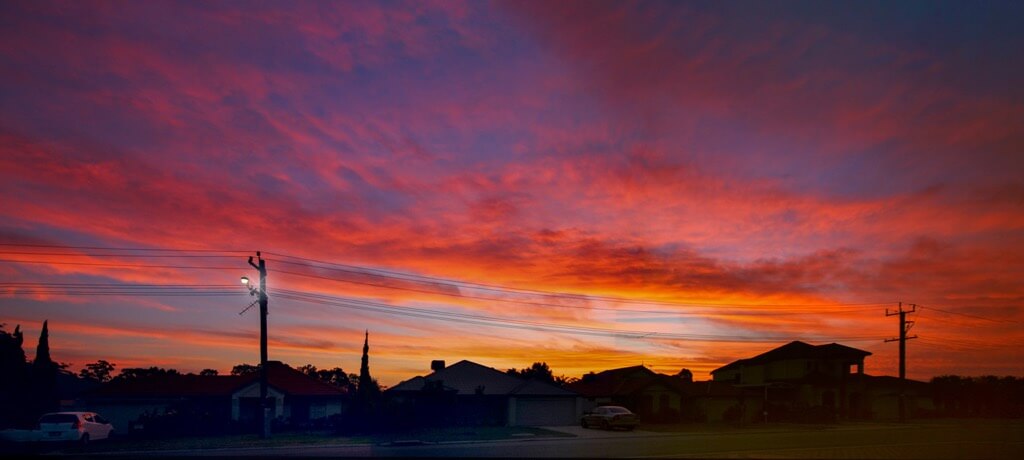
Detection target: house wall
<box><xmin>765</xmin><ymin>359</ymin><xmax>814</xmax><ymax>381</ymax></box>
<box><xmin>694</xmin><ymin>395</ymin><xmax>759</xmax><ymax>423</ymax></box>
<box><xmin>308</xmin><ymin>400</ymin><xmax>344</xmax><ymax>420</ymax></box>
<box><xmin>232</xmin><ymin>385</ymin><xmax>286</xmax><ymax>421</ymax></box>
<box><xmin>742</xmin><ymin>365</ymin><xmax>765</xmax><ymax>385</ymax></box>
<box><xmin>86</xmin><ymin>400</ymin><xmax>170</xmax><ymax>433</ymax></box>
<box><xmin>712</xmin><ymin>369</ymin><xmax>740</xmax><ymax>382</ymax></box>
<box><xmin>633</xmin><ymin>385</ymin><xmax>682</xmax><ymax>419</ymax></box>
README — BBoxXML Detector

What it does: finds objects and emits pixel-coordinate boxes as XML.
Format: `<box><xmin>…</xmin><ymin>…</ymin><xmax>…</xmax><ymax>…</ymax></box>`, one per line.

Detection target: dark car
<box><xmin>580</xmin><ymin>405</ymin><xmax>640</xmax><ymax>430</ymax></box>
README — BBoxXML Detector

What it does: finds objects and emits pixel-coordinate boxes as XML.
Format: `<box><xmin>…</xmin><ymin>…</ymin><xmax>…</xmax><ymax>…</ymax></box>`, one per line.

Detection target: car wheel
<box><xmin>580</xmin><ymin>419</ymin><xmax>588</xmax><ymax>428</ymax></box>
<box><xmin>80</xmin><ymin>433</ymin><xmax>90</xmax><ymax>446</ymax></box>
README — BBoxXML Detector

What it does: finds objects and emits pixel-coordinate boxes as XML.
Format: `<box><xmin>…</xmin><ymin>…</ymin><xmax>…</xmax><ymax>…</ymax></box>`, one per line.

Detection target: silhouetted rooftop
<box><xmin>711</xmin><ymin>341</ymin><xmax>872</xmax><ymax>375</ymax></box>
<box><xmin>388</xmin><ymin>360</ymin><xmax>576</xmax><ymax>396</ymax></box>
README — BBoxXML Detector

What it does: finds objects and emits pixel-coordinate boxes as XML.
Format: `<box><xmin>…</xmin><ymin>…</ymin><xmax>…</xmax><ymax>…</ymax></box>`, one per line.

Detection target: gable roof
<box><xmin>248</xmin><ymin>361</ymin><xmax>349</xmax><ymax>397</ymax></box>
<box><xmin>388</xmin><ymin>360</ymin><xmax>576</xmax><ymax>396</ymax></box>
<box><xmin>85</xmin><ymin>362</ymin><xmax>346</xmax><ymax>399</ymax></box>
<box><xmin>568</xmin><ymin>364</ymin><xmax>686</xmax><ymax>397</ymax></box>
<box><xmin>711</xmin><ymin>341</ymin><xmax>872</xmax><ymax>375</ymax></box>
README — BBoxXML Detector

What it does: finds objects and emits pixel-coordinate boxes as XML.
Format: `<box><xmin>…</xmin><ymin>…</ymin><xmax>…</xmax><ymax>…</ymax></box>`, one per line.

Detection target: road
<box><xmin>105</xmin><ymin>421</ymin><xmax>1024</xmax><ymax>458</ymax></box>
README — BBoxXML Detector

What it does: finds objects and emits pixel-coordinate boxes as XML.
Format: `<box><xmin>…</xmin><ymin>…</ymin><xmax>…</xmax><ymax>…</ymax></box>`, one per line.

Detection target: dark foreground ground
<box><xmin>6</xmin><ymin>419</ymin><xmax>1022</xmax><ymax>458</ymax></box>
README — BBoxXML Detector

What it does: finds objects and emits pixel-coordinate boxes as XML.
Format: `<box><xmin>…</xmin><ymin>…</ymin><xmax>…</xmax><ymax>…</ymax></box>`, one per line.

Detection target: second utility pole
<box><xmin>885</xmin><ymin>302</ymin><xmax>917</xmax><ymax>423</ymax></box>
<box><xmin>248</xmin><ymin>252</ymin><xmax>271</xmax><ymax>439</ymax></box>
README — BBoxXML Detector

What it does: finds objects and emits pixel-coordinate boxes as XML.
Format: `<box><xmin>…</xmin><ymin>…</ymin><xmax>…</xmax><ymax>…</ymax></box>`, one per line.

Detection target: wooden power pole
<box><xmin>247</xmin><ymin>252</ymin><xmax>271</xmax><ymax>438</ymax></box>
<box><xmin>885</xmin><ymin>302</ymin><xmax>917</xmax><ymax>422</ymax></box>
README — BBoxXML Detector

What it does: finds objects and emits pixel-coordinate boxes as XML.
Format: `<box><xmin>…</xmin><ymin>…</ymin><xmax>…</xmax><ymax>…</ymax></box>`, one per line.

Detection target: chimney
<box><xmin>431</xmin><ymin>360</ymin><xmax>445</xmax><ymax>372</ymax></box>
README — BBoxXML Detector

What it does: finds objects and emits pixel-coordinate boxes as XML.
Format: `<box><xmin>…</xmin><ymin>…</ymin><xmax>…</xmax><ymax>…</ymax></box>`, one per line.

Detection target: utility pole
<box><xmin>247</xmin><ymin>252</ymin><xmax>271</xmax><ymax>439</ymax></box>
<box><xmin>885</xmin><ymin>302</ymin><xmax>917</xmax><ymax>423</ymax></box>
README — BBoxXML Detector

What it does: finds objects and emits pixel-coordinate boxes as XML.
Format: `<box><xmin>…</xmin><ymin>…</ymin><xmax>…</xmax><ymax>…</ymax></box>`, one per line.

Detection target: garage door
<box><xmin>515</xmin><ymin>397</ymin><xmax>577</xmax><ymax>426</ymax></box>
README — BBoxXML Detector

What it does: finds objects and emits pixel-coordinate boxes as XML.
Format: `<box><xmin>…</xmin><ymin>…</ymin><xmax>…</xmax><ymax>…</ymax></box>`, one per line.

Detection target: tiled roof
<box><xmin>388</xmin><ymin>360</ymin><xmax>576</xmax><ymax>396</ymax></box>
<box><xmin>85</xmin><ymin>362</ymin><xmax>346</xmax><ymax>399</ymax></box>
<box><xmin>256</xmin><ymin>361</ymin><xmax>349</xmax><ymax>397</ymax></box>
<box><xmin>711</xmin><ymin>341</ymin><xmax>872</xmax><ymax>375</ymax></box>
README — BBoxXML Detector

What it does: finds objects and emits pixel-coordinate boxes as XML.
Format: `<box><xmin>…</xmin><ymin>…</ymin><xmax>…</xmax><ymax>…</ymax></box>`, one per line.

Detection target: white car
<box><xmin>37</xmin><ymin>412</ymin><xmax>114</xmax><ymax>444</ymax></box>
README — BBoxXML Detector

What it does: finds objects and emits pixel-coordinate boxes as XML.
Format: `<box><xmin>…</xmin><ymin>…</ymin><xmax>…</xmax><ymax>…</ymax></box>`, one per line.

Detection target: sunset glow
<box><xmin>1</xmin><ymin>0</ymin><xmax>1022</xmax><ymax>386</ymax></box>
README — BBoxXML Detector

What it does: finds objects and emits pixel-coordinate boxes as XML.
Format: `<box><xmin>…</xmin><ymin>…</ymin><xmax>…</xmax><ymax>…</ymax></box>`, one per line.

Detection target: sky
<box><xmin>1</xmin><ymin>0</ymin><xmax>1022</xmax><ymax>386</ymax></box>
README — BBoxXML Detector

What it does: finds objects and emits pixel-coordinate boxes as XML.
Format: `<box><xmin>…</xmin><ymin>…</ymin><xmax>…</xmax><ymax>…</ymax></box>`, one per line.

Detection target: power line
<box><xmin>0</xmin><ymin>251</ymin><xmax>242</xmax><ymax>258</ymax></box>
<box><xmin>0</xmin><ymin>243</ymin><xmax>896</xmax><ymax>310</ymax></box>
<box><xmin>272</xmin><ymin>268</ymin><xmax>882</xmax><ymax>316</ymax></box>
<box><xmin>918</xmin><ymin>305</ymin><xmax>1016</xmax><ymax>324</ymax></box>
<box><xmin>0</xmin><ymin>282</ymin><xmax>241</xmax><ymax>297</ymax></box>
<box><xmin>0</xmin><ymin>243</ymin><xmax>248</xmax><ymax>253</ymax></box>
<box><xmin>272</xmin><ymin>288</ymin><xmax>887</xmax><ymax>344</ymax></box>
<box><xmin>0</xmin><ymin>258</ymin><xmax>241</xmax><ymax>270</ymax></box>
<box><xmin>264</xmin><ymin>253</ymin><xmax>891</xmax><ymax>309</ymax></box>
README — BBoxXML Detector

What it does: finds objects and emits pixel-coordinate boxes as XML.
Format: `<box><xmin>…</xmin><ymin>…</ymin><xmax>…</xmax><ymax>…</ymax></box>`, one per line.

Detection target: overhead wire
<box><xmin>263</xmin><ymin>254</ymin><xmax>892</xmax><ymax>308</ymax></box>
<box><xmin>271</xmin><ymin>288</ymin><xmax>888</xmax><ymax>344</ymax></box>
<box><xmin>0</xmin><ymin>243</ymin><xmax>1012</xmax><ymax>326</ymax></box>
<box><xmin>272</xmin><ymin>267</ymin><xmax>883</xmax><ymax>316</ymax></box>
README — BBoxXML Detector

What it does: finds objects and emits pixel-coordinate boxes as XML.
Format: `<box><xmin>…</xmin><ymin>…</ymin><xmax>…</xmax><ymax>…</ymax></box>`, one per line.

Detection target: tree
<box><xmin>674</xmin><ymin>368</ymin><xmax>693</xmax><ymax>383</ymax></box>
<box><xmin>357</xmin><ymin>331</ymin><xmax>380</xmax><ymax>399</ymax></box>
<box><xmin>507</xmin><ymin>362</ymin><xmax>555</xmax><ymax>383</ymax></box>
<box><xmin>300</xmin><ymin>364</ymin><xmax>357</xmax><ymax>392</ymax></box>
<box><xmin>31</xmin><ymin>320</ymin><xmax>59</xmax><ymax>415</ymax></box>
<box><xmin>198</xmin><ymin>368</ymin><xmax>219</xmax><ymax>376</ymax></box>
<box><xmin>116</xmin><ymin>366</ymin><xmax>181</xmax><ymax>381</ymax></box>
<box><xmin>0</xmin><ymin>324</ymin><xmax>31</xmax><ymax>428</ymax></box>
<box><xmin>297</xmin><ymin>364</ymin><xmax>317</xmax><ymax>377</ymax></box>
<box><xmin>231</xmin><ymin>363</ymin><xmax>259</xmax><ymax>376</ymax></box>
<box><xmin>506</xmin><ymin>362</ymin><xmax>576</xmax><ymax>387</ymax></box>
<box><xmin>79</xmin><ymin>360</ymin><xmax>116</xmax><ymax>382</ymax></box>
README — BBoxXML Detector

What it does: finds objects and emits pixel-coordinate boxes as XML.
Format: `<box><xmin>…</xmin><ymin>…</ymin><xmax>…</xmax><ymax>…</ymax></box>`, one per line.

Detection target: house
<box><xmin>679</xmin><ymin>379</ymin><xmax>761</xmax><ymax>423</ymax></box>
<box><xmin>858</xmin><ymin>374</ymin><xmax>934</xmax><ymax>420</ymax></box>
<box><xmin>710</xmin><ymin>341</ymin><xmax>872</xmax><ymax>421</ymax></box>
<box><xmin>568</xmin><ymin>365</ymin><xmax>762</xmax><ymax>423</ymax></box>
<box><xmin>387</xmin><ymin>360</ymin><xmax>582</xmax><ymax>426</ymax></box>
<box><xmin>568</xmin><ymin>365</ymin><xmax>687</xmax><ymax>421</ymax></box>
<box><xmin>80</xmin><ymin>361</ymin><xmax>347</xmax><ymax>432</ymax></box>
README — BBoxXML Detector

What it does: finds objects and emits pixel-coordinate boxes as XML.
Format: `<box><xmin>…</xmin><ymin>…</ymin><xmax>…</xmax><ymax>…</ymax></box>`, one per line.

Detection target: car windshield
<box><xmin>39</xmin><ymin>414</ymin><xmax>78</xmax><ymax>424</ymax></box>
<box><xmin>606</xmin><ymin>407</ymin><xmax>631</xmax><ymax>414</ymax></box>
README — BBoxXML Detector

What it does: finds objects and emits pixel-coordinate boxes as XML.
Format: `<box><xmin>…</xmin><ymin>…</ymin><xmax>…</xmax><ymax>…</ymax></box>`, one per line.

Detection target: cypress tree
<box><xmin>357</xmin><ymin>330</ymin><xmax>379</xmax><ymax>399</ymax></box>
<box><xmin>32</xmin><ymin>320</ymin><xmax>58</xmax><ymax>416</ymax></box>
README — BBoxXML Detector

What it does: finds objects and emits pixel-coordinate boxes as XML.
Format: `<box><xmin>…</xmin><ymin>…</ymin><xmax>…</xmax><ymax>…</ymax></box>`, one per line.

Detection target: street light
<box><xmin>240</xmin><ymin>276</ymin><xmax>250</xmax><ymax>285</ymax></box>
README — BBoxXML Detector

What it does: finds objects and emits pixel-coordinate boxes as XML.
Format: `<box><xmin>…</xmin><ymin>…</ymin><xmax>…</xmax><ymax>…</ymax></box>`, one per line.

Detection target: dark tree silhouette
<box><xmin>506</xmin><ymin>362</ymin><xmax>575</xmax><ymax>387</ymax></box>
<box><xmin>674</xmin><ymin>368</ymin><xmax>693</xmax><ymax>383</ymax></box>
<box><xmin>300</xmin><ymin>364</ymin><xmax>358</xmax><ymax>392</ymax></box>
<box><xmin>0</xmin><ymin>324</ymin><xmax>31</xmax><ymax>428</ymax></box>
<box><xmin>507</xmin><ymin>362</ymin><xmax>554</xmax><ymax>382</ymax></box>
<box><xmin>198</xmin><ymin>368</ymin><xmax>219</xmax><ymax>376</ymax></box>
<box><xmin>116</xmin><ymin>366</ymin><xmax>181</xmax><ymax>381</ymax></box>
<box><xmin>931</xmin><ymin>375</ymin><xmax>1024</xmax><ymax>418</ymax></box>
<box><xmin>358</xmin><ymin>331</ymin><xmax>380</xmax><ymax>399</ymax></box>
<box><xmin>79</xmin><ymin>360</ymin><xmax>116</xmax><ymax>382</ymax></box>
<box><xmin>231</xmin><ymin>363</ymin><xmax>259</xmax><ymax>376</ymax></box>
<box><xmin>31</xmin><ymin>320</ymin><xmax>59</xmax><ymax>416</ymax></box>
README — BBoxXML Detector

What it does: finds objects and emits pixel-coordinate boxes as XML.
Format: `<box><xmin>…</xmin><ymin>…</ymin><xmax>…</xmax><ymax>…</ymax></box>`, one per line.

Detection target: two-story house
<box><xmin>710</xmin><ymin>341</ymin><xmax>871</xmax><ymax>420</ymax></box>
